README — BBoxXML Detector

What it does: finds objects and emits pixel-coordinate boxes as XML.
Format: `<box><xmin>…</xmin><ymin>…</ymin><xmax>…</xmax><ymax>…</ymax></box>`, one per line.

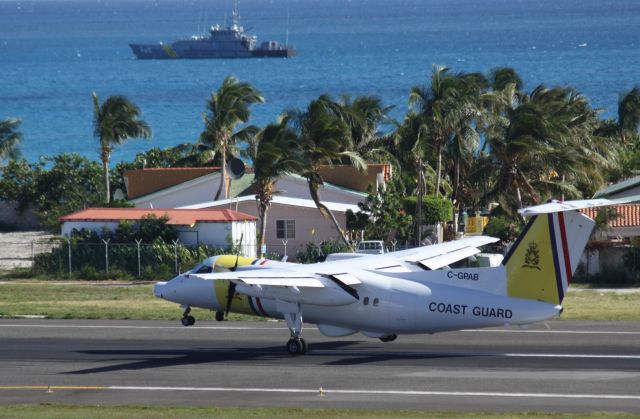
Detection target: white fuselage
<box><xmin>154</xmin><ymin>267</ymin><xmax>560</xmax><ymax>337</ymax></box>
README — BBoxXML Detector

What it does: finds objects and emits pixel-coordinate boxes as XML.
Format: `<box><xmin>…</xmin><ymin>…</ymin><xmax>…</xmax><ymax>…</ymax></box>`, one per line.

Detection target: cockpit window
<box><xmin>194</xmin><ymin>265</ymin><xmax>213</xmax><ymax>274</ymax></box>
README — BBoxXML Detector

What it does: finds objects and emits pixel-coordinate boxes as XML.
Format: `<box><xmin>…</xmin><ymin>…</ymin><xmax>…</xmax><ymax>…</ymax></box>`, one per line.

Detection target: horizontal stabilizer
<box><xmin>519</xmin><ymin>196</ymin><xmax>640</xmax><ymax>216</ymax></box>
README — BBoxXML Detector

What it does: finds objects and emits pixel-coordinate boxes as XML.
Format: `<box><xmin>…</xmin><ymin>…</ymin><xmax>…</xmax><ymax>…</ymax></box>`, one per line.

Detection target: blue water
<box><xmin>1</xmin><ymin>0</ymin><xmax>639</xmax><ymax>163</ymax></box>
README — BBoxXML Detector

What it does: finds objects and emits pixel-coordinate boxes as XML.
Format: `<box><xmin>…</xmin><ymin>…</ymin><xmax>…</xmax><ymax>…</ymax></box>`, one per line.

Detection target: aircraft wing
<box><xmin>192</xmin><ymin>269</ymin><xmax>358</xmax><ymax>306</ymax></box>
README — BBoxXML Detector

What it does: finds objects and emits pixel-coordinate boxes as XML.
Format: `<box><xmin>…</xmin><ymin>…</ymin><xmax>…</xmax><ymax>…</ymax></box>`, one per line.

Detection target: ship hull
<box><xmin>129</xmin><ymin>43</ymin><xmax>296</xmax><ymax>59</ymax></box>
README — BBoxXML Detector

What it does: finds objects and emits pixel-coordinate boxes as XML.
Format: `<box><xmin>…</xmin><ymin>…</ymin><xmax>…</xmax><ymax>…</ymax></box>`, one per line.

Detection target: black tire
<box><xmin>286</xmin><ymin>338</ymin><xmax>302</xmax><ymax>355</ymax></box>
<box><xmin>300</xmin><ymin>338</ymin><xmax>308</xmax><ymax>354</ymax></box>
<box><xmin>215</xmin><ymin>311</ymin><xmax>225</xmax><ymax>322</ymax></box>
<box><xmin>379</xmin><ymin>334</ymin><xmax>397</xmax><ymax>342</ymax></box>
<box><xmin>181</xmin><ymin>317</ymin><xmax>191</xmax><ymax>327</ymax></box>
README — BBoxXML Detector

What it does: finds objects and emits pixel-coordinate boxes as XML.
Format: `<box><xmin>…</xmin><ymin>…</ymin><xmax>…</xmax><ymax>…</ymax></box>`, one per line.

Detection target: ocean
<box><xmin>1</xmin><ymin>0</ymin><xmax>639</xmax><ymax>164</ymax></box>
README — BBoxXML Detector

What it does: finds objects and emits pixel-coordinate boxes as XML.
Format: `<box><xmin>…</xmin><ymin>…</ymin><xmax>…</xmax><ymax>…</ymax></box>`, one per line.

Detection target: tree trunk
<box><xmin>435</xmin><ymin>144</ymin><xmax>442</xmax><ymax>197</ymax></box>
<box><xmin>103</xmin><ymin>158</ymin><xmax>110</xmax><ymax>204</ymax></box>
<box><xmin>258</xmin><ymin>202</ymin><xmax>269</xmax><ymax>258</ymax></box>
<box><xmin>215</xmin><ymin>139</ymin><xmax>227</xmax><ymax>201</ymax></box>
<box><xmin>308</xmin><ymin>181</ymin><xmax>352</xmax><ymax>250</ymax></box>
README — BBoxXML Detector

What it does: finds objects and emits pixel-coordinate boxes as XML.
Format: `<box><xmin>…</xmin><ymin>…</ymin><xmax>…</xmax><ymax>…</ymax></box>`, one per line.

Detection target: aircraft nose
<box><xmin>154</xmin><ymin>281</ymin><xmax>168</xmax><ymax>299</ymax></box>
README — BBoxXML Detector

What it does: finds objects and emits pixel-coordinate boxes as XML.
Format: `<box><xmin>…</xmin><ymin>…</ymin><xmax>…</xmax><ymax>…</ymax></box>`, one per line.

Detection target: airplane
<box><xmin>153</xmin><ymin>198</ymin><xmax>624</xmax><ymax>355</ymax></box>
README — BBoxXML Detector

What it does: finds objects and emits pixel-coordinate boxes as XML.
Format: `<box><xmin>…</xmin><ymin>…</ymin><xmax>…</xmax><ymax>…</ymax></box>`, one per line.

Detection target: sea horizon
<box><xmin>1</xmin><ymin>0</ymin><xmax>639</xmax><ymax>164</ymax></box>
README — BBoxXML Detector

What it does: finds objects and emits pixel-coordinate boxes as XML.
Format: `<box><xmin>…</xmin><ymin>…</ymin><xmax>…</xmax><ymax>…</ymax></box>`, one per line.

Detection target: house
<box><xmin>180</xmin><ymin>196</ymin><xmax>360</xmax><ymax>259</ymax></box>
<box><xmin>594</xmin><ymin>174</ymin><xmax>640</xmax><ymax>199</ymax></box>
<box><xmin>124</xmin><ymin>169</ymin><xmax>368</xmax><ymax>209</ymax></box>
<box><xmin>120</xmin><ymin>164</ymin><xmax>392</xmax><ymax>259</ymax></box>
<box><xmin>60</xmin><ymin>208</ymin><xmax>258</xmax><ymax>257</ymax></box>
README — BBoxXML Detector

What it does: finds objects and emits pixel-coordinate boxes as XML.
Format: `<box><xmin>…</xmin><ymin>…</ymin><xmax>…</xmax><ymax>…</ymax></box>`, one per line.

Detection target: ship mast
<box><xmin>232</xmin><ymin>0</ymin><xmax>239</xmax><ymax>29</ymax></box>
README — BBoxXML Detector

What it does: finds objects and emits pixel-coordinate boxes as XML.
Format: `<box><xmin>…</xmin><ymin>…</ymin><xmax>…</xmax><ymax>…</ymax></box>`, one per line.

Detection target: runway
<box><xmin>1</xmin><ymin>319</ymin><xmax>639</xmax><ymax>413</ymax></box>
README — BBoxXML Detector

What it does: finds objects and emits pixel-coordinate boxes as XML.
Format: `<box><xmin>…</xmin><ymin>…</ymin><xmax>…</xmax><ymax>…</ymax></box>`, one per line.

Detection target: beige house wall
<box><xmin>204</xmin><ymin>200</ymin><xmax>347</xmax><ymax>260</ymax></box>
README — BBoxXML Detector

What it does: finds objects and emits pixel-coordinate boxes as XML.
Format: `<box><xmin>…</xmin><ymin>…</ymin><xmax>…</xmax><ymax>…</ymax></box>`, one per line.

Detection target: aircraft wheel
<box><xmin>181</xmin><ymin>315</ymin><xmax>195</xmax><ymax>327</ymax></box>
<box><xmin>215</xmin><ymin>311</ymin><xmax>225</xmax><ymax>322</ymax></box>
<box><xmin>300</xmin><ymin>338</ymin><xmax>308</xmax><ymax>354</ymax></box>
<box><xmin>379</xmin><ymin>334</ymin><xmax>397</xmax><ymax>342</ymax></box>
<box><xmin>286</xmin><ymin>338</ymin><xmax>305</xmax><ymax>355</ymax></box>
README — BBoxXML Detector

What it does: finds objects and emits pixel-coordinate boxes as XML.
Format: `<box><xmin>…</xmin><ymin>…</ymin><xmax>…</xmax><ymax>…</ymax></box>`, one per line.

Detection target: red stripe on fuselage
<box><xmin>259</xmin><ymin>259</ymin><xmax>268</xmax><ymax>266</ymax></box>
<box><xmin>557</xmin><ymin>212</ymin><xmax>573</xmax><ymax>285</ymax></box>
<box><xmin>255</xmin><ymin>297</ymin><xmax>269</xmax><ymax>317</ymax></box>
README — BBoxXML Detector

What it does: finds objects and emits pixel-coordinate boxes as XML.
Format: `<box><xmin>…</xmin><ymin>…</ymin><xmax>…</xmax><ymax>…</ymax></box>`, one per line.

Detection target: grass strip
<box><xmin>0</xmin><ymin>281</ymin><xmax>638</xmax><ymax>321</ymax></box>
<box><xmin>0</xmin><ymin>405</ymin><xmax>635</xmax><ymax>419</ymax></box>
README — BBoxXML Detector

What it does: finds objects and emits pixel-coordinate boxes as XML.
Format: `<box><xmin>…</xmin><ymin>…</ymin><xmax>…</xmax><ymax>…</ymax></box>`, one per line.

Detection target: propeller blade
<box><xmin>225</xmin><ymin>234</ymin><xmax>244</xmax><ymax>317</ymax></box>
<box><xmin>225</xmin><ymin>281</ymin><xmax>237</xmax><ymax>316</ymax></box>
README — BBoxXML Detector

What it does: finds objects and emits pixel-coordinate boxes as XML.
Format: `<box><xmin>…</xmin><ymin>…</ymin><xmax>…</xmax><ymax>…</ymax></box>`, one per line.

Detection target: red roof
<box><xmin>60</xmin><ymin>208</ymin><xmax>257</xmax><ymax>225</ymax></box>
<box><xmin>581</xmin><ymin>204</ymin><xmax>640</xmax><ymax>227</ymax></box>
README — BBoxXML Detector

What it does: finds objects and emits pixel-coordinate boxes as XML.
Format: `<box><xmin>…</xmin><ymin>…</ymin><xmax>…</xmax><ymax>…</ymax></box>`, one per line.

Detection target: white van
<box><xmin>356</xmin><ymin>240</ymin><xmax>386</xmax><ymax>254</ymax></box>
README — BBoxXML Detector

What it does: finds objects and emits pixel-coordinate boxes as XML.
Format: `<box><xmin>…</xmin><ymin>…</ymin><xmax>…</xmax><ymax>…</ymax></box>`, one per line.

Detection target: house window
<box><xmin>276</xmin><ymin>220</ymin><xmax>296</xmax><ymax>239</ymax></box>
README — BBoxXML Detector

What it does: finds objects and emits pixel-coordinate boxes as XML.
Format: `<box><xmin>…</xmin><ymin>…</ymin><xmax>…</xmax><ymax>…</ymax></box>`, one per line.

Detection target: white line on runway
<box><xmin>307</xmin><ymin>350</ymin><xmax>640</xmax><ymax>360</ymax></box>
<box><xmin>1</xmin><ymin>324</ymin><xmax>639</xmax><ymax>335</ymax></box>
<box><xmin>104</xmin><ymin>386</ymin><xmax>640</xmax><ymax>400</ymax></box>
<box><xmin>461</xmin><ymin>329</ymin><xmax>640</xmax><ymax>335</ymax></box>
<box><xmin>0</xmin><ymin>324</ymin><xmax>285</xmax><ymax>330</ymax></box>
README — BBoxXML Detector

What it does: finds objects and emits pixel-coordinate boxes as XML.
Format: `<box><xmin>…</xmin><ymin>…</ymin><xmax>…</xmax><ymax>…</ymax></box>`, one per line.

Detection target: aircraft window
<box><xmin>373</xmin><ymin>298</ymin><xmax>379</xmax><ymax>307</ymax></box>
<box><xmin>195</xmin><ymin>265</ymin><xmax>213</xmax><ymax>274</ymax></box>
<box><xmin>363</xmin><ymin>297</ymin><xmax>369</xmax><ymax>306</ymax></box>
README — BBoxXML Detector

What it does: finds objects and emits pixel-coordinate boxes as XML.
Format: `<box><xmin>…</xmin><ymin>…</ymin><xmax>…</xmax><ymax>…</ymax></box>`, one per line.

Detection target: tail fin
<box><xmin>503</xmin><ymin>210</ymin><xmax>594</xmax><ymax>304</ymax></box>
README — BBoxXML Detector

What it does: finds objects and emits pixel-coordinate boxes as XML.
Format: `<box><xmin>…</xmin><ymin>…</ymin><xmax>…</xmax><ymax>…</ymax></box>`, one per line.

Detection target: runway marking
<box><xmin>307</xmin><ymin>350</ymin><xmax>640</xmax><ymax>360</ymax></box>
<box><xmin>461</xmin><ymin>329</ymin><xmax>640</xmax><ymax>335</ymax></box>
<box><xmin>1</xmin><ymin>324</ymin><xmax>639</xmax><ymax>335</ymax></box>
<box><xmin>0</xmin><ymin>324</ymin><xmax>285</xmax><ymax>330</ymax></box>
<box><xmin>2</xmin><ymin>385</ymin><xmax>638</xmax><ymax>400</ymax></box>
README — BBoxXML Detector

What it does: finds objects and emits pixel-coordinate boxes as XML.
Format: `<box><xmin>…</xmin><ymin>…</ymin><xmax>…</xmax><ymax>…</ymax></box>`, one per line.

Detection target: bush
<box><xmin>403</xmin><ymin>195</ymin><xmax>453</xmax><ymax>224</ymax></box>
<box><xmin>295</xmin><ymin>240</ymin><xmax>351</xmax><ymax>264</ymax></box>
<box><xmin>484</xmin><ymin>215</ymin><xmax>523</xmax><ymax>243</ymax></box>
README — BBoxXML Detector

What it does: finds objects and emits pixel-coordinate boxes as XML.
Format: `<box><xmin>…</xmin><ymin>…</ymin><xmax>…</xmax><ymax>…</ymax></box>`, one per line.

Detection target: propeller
<box><xmin>224</xmin><ymin>234</ymin><xmax>243</xmax><ymax>317</ymax></box>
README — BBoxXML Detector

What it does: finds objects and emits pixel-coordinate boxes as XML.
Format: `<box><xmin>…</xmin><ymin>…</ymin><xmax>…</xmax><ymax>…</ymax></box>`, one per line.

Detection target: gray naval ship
<box><xmin>129</xmin><ymin>1</ymin><xmax>296</xmax><ymax>59</ymax></box>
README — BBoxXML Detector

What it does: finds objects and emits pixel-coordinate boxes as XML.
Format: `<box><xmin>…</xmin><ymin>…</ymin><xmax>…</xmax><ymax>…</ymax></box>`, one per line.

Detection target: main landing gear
<box><xmin>181</xmin><ymin>306</ymin><xmax>195</xmax><ymax>327</ymax></box>
<box><xmin>282</xmin><ymin>302</ymin><xmax>308</xmax><ymax>355</ymax></box>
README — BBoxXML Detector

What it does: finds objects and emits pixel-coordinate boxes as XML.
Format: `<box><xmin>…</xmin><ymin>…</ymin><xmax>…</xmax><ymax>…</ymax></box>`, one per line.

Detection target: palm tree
<box><xmin>200</xmin><ymin>75</ymin><xmax>264</xmax><ymax>201</ymax></box>
<box><xmin>336</xmin><ymin>95</ymin><xmax>395</xmax><ymax>164</ymax></box>
<box><xmin>92</xmin><ymin>92</ymin><xmax>151</xmax><ymax>203</ymax></box>
<box><xmin>281</xmin><ymin>95</ymin><xmax>366</xmax><ymax>248</ymax></box>
<box><xmin>617</xmin><ymin>86</ymin><xmax>640</xmax><ymax>144</ymax></box>
<box><xmin>252</xmin><ymin>123</ymin><xmax>300</xmax><ymax>257</ymax></box>
<box><xmin>409</xmin><ymin>65</ymin><xmax>484</xmax><ymax>197</ymax></box>
<box><xmin>0</xmin><ymin>118</ymin><xmax>23</xmax><ymax>161</ymax></box>
<box><xmin>483</xmin><ymin>84</ymin><xmax>608</xmax><ymax>214</ymax></box>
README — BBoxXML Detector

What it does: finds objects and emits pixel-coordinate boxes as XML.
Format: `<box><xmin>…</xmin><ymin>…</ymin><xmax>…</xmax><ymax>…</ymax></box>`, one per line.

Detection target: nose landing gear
<box><xmin>181</xmin><ymin>306</ymin><xmax>195</xmax><ymax>327</ymax></box>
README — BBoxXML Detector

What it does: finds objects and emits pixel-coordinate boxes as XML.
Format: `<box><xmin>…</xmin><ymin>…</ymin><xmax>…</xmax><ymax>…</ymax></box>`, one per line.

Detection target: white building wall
<box><xmin>176</xmin><ymin>221</ymin><xmax>256</xmax><ymax>258</ymax></box>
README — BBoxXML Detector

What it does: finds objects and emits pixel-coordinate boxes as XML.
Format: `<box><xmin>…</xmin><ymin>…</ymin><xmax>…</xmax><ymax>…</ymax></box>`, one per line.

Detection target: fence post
<box><xmin>391</xmin><ymin>239</ymin><xmax>397</xmax><ymax>252</ymax></box>
<box><xmin>172</xmin><ymin>239</ymin><xmax>179</xmax><ymax>274</ymax></box>
<box><xmin>102</xmin><ymin>239</ymin><xmax>110</xmax><ymax>275</ymax></box>
<box><xmin>282</xmin><ymin>239</ymin><xmax>288</xmax><ymax>260</ymax></box>
<box><xmin>31</xmin><ymin>241</ymin><xmax>35</xmax><ymax>274</ymax></box>
<box><xmin>67</xmin><ymin>238</ymin><xmax>72</xmax><ymax>275</ymax></box>
<box><xmin>135</xmin><ymin>239</ymin><xmax>142</xmax><ymax>278</ymax></box>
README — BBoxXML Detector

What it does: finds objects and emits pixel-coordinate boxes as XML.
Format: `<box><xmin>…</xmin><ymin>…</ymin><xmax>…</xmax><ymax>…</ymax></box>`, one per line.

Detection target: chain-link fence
<box><xmin>2</xmin><ymin>239</ymin><xmax>255</xmax><ymax>279</ymax></box>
